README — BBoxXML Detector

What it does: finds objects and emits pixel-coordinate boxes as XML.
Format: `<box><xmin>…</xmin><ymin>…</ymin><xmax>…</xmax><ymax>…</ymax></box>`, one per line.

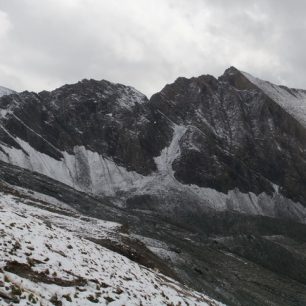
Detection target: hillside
<box><xmin>0</xmin><ymin>67</ymin><xmax>306</xmax><ymax>305</ymax></box>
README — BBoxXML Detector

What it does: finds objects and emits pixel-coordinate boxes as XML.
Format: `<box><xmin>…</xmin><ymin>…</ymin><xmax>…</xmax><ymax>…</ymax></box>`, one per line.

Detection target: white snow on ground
<box><xmin>0</xmin><ymin>86</ymin><xmax>15</xmax><ymax>97</ymax></box>
<box><xmin>0</xmin><ymin>193</ymin><xmax>222</xmax><ymax>306</ymax></box>
<box><xmin>6</xmin><ymin>187</ymin><xmax>121</xmax><ymax>241</ymax></box>
<box><xmin>242</xmin><ymin>71</ymin><xmax>306</xmax><ymax>128</ymax></box>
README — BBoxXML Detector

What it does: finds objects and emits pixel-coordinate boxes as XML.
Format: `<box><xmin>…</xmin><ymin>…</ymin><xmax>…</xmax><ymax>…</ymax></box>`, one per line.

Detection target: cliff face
<box><xmin>151</xmin><ymin>67</ymin><xmax>306</xmax><ymax>206</ymax></box>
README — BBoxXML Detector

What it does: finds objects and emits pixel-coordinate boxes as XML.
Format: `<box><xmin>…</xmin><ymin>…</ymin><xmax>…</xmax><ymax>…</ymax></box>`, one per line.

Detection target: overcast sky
<box><xmin>0</xmin><ymin>0</ymin><xmax>305</xmax><ymax>97</ymax></box>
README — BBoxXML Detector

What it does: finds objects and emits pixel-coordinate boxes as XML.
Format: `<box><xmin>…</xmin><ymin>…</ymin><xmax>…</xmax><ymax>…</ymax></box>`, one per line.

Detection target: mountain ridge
<box><xmin>0</xmin><ymin>67</ymin><xmax>305</xmax><ymax>210</ymax></box>
<box><xmin>0</xmin><ymin>67</ymin><xmax>306</xmax><ymax>305</ymax></box>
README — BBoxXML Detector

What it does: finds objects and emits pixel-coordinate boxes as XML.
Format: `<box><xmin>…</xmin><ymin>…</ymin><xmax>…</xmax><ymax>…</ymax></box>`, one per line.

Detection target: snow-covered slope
<box><xmin>0</xmin><ymin>86</ymin><xmax>14</xmax><ymax>97</ymax></box>
<box><xmin>0</xmin><ymin>139</ymin><xmax>146</xmax><ymax>196</ymax></box>
<box><xmin>0</xmin><ymin>192</ymin><xmax>222</xmax><ymax>306</ymax></box>
<box><xmin>242</xmin><ymin>71</ymin><xmax>306</xmax><ymax>128</ymax></box>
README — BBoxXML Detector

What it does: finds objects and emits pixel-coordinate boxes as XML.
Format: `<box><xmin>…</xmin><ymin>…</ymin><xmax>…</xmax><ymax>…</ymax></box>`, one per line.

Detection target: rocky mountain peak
<box><xmin>218</xmin><ymin>66</ymin><xmax>257</xmax><ymax>90</ymax></box>
<box><xmin>38</xmin><ymin>78</ymin><xmax>148</xmax><ymax>111</ymax></box>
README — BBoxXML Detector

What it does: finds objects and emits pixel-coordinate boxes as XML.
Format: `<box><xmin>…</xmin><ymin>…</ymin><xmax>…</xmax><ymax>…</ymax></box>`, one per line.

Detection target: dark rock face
<box><xmin>151</xmin><ymin>67</ymin><xmax>306</xmax><ymax>205</ymax></box>
<box><xmin>0</xmin><ymin>80</ymin><xmax>171</xmax><ymax>175</ymax></box>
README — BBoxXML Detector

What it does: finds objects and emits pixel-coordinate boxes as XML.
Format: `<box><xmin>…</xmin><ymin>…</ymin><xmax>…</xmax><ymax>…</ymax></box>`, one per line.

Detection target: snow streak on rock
<box><xmin>242</xmin><ymin>71</ymin><xmax>306</xmax><ymax>127</ymax></box>
<box><xmin>0</xmin><ymin>86</ymin><xmax>15</xmax><ymax>97</ymax></box>
<box><xmin>154</xmin><ymin>124</ymin><xmax>187</xmax><ymax>176</ymax></box>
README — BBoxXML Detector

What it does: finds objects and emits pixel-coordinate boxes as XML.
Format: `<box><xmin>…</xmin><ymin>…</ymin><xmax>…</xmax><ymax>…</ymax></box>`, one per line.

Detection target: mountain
<box><xmin>0</xmin><ymin>68</ymin><xmax>305</xmax><ymax>221</ymax></box>
<box><xmin>0</xmin><ymin>67</ymin><xmax>306</xmax><ymax>305</ymax></box>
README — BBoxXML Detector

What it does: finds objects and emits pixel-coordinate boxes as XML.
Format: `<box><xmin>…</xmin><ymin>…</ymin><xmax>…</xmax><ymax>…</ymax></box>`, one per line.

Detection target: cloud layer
<box><xmin>0</xmin><ymin>0</ymin><xmax>305</xmax><ymax>96</ymax></box>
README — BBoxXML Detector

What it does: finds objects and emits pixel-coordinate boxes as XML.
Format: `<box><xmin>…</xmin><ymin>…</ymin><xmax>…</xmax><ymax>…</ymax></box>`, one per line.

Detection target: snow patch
<box><xmin>0</xmin><ymin>85</ymin><xmax>15</xmax><ymax>97</ymax></box>
<box><xmin>154</xmin><ymin>124</ymin><xmax>187</xmax><ymax>176</ymax></box>
<box><xmin>242</xmin><ymin>71</ymin><xmax>306</xmax><ymax>127</ymax></box>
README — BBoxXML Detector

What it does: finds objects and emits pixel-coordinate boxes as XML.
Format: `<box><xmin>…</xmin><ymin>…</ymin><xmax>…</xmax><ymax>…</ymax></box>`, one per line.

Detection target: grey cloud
<box><xmin>0</xmin><ymin>0</ymin><xmax>305</xmax><ymax>96</ymax></box>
